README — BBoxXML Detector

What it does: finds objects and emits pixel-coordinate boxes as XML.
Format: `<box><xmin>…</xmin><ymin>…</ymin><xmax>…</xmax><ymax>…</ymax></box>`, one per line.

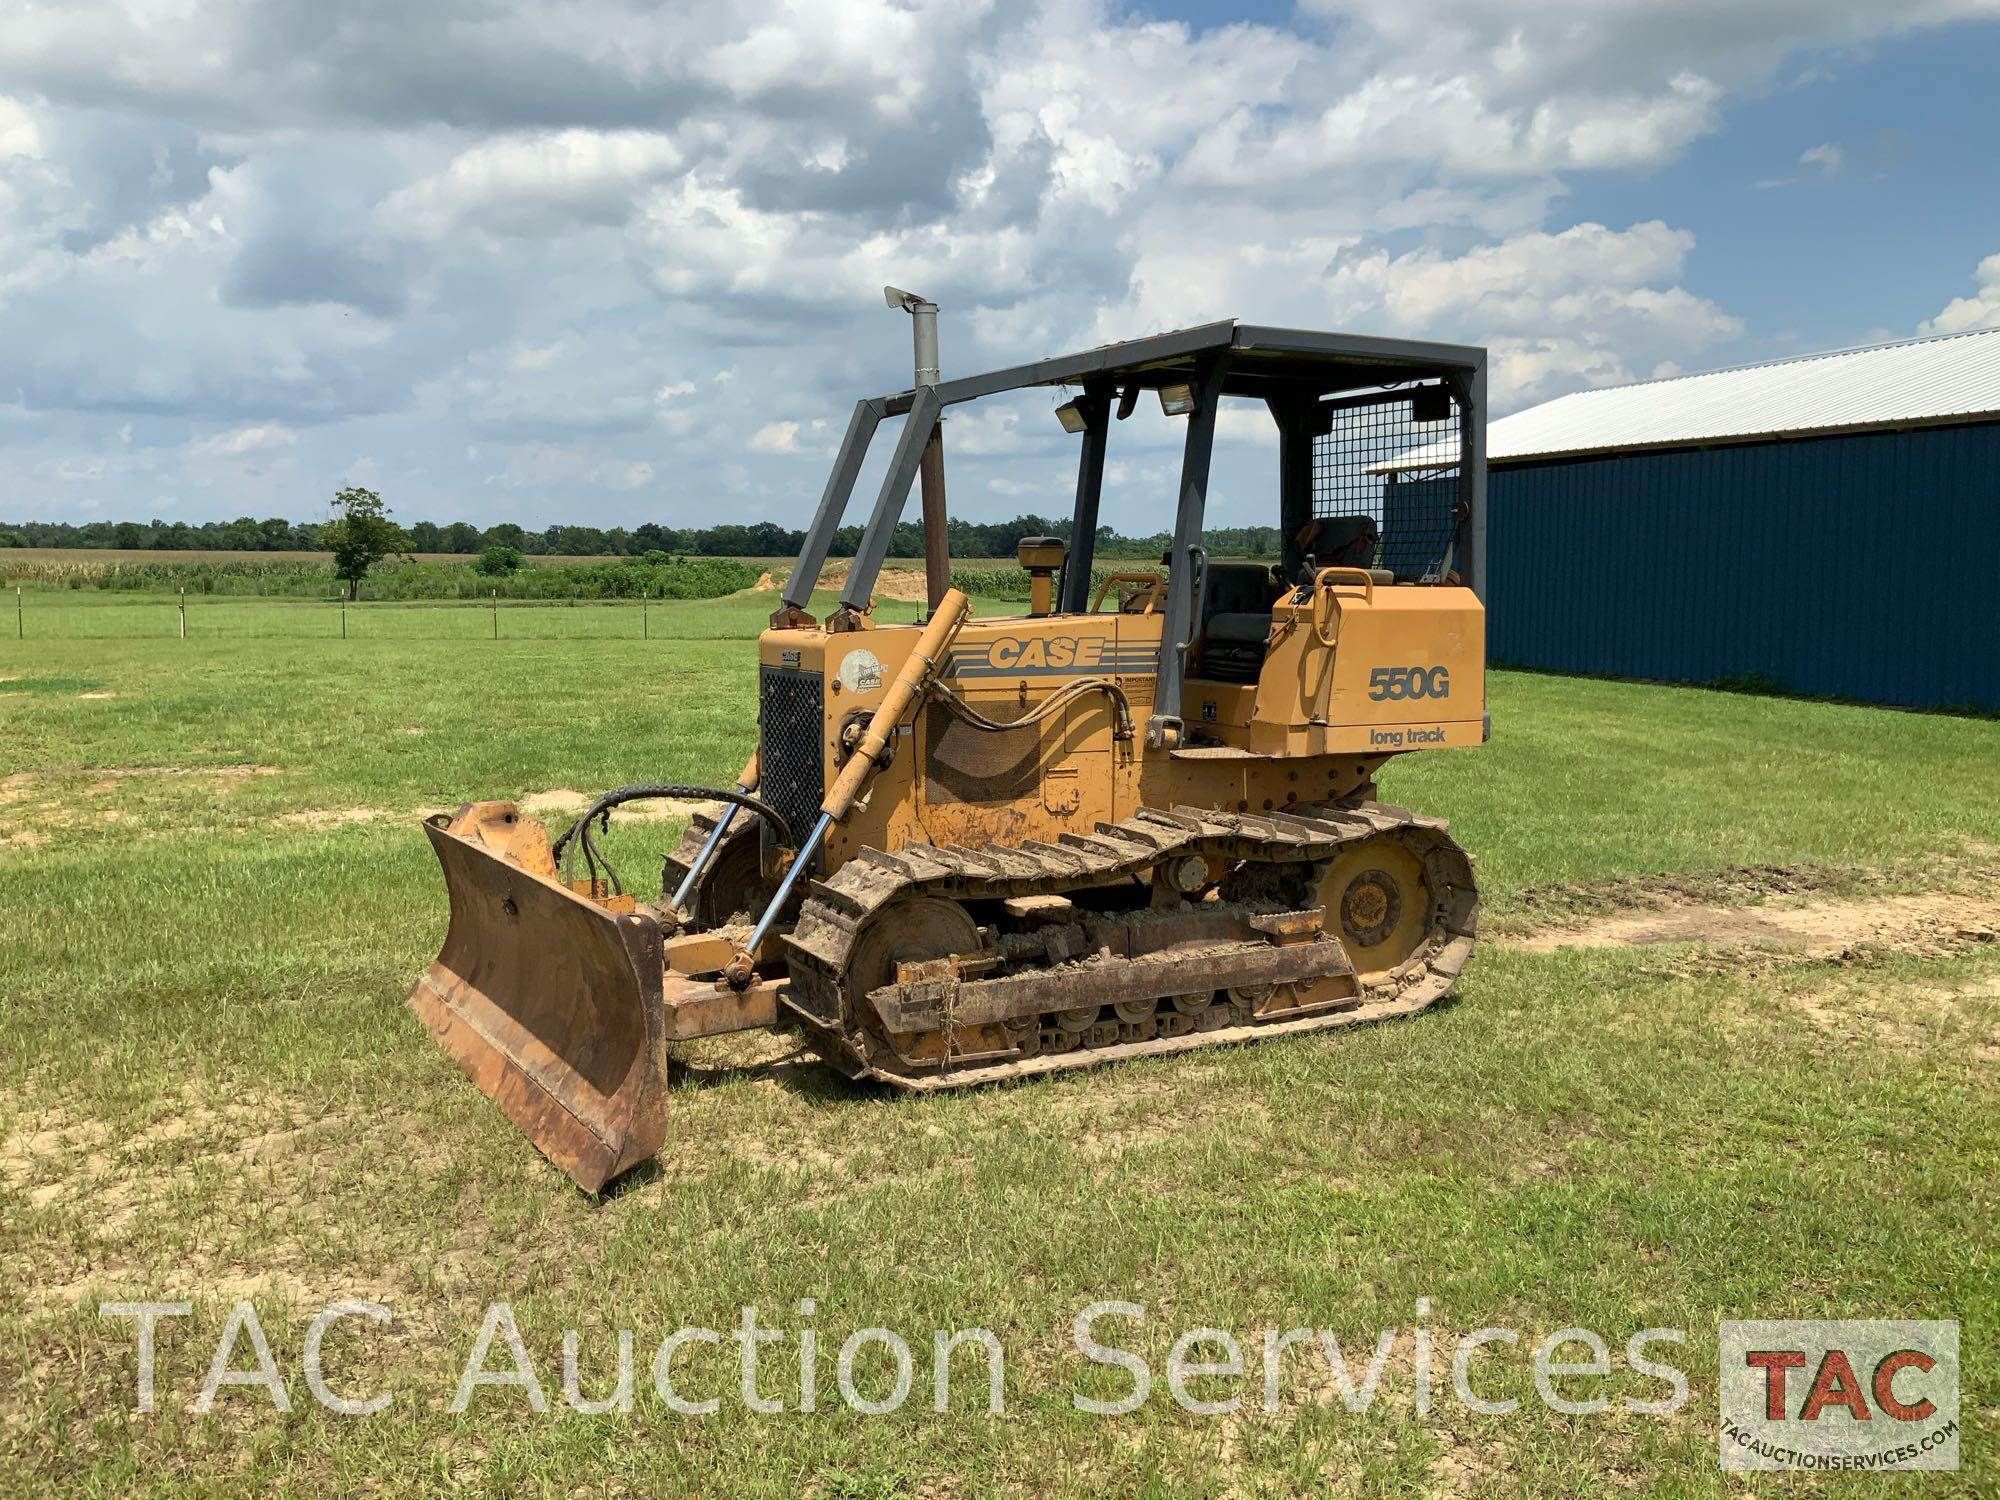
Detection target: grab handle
<box><xmin>1310</xmin><ymin>566</ymin><xmax>1375</xmax><ymax>646</ymax></box>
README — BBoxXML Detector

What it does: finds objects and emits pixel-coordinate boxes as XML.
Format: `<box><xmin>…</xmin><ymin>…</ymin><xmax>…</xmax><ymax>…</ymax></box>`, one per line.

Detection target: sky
<box><xmin>2</xmin><ymin>0</ymin><xmax>1998</xmax><ymax>537</ymax></box>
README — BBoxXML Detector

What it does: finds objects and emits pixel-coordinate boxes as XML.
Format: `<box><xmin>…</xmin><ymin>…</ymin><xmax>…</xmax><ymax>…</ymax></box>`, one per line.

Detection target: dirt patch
<box><xmin>1510</xmin><ymin>890</ymin><xmax>2000</xmax><ymax>959</ymax></box>
<box><xmin>519</xmin><ymin>789</ymin><xmax>590</xmax><ymax>818</ymax></box>
<box><xmin>0</xmin><ymin>1110</ymin><xmax>116</xmax><ymax>1182</ymax></box>
<box><xmin>1</xmin><ymin>765</ymin><xmax>282</xmax><ymax>839</ymax></box>
<box><xmin>753</xmin><ymin>570</ymin><xmax>777</xmax><ymax>590</ymax></box>
<box><xmin>2</xmin><ymin>805</ymin><xmax>133</xmax><ymax>839</ymax></box>
<box><xmin>76</xmin><ymin>691</ymin><xmax>116</xmax><ymax>700</ymax></box>
<box><xmin>4</xmin><ymin>1087</ymin><xmax>445</xmax><ymax>1315</ymax></box>
<box><xmin>86</xmin><ymin>762</ymin><xmax>278</xmax><ymax>779</ymax></box>
<box><xmin>520</xmin><ymin>789</ymin><xmax>696</xmax><ymax>824</ymax></box>
<box><xmin>279</xmin><ymin>806</ymin><xmax>396</xmax><ymax>830</ymax></box>
<box><xmin>1782</xmin><ymin>970</ymin><xmax>2000</xmax><ymax>1063</ymax></box>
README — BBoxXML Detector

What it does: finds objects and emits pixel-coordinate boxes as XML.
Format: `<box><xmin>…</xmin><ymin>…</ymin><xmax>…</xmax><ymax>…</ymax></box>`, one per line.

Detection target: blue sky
<box><xmin>1562</xmin><ymin>22</ymin><xmax>2000</xmax><ymax>354</ymax></box>
<box><xmin>0</xmin><ymin>1</ymin><xmax>1996</xmax><ymax>536</ymax></box>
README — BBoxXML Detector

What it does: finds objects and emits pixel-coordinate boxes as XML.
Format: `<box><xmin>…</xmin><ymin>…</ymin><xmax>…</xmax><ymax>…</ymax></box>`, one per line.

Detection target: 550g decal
<box><xmin>1369</xmin><ymin>665</ymin><xmax>1451</xmax><ymax>701</ymax></box>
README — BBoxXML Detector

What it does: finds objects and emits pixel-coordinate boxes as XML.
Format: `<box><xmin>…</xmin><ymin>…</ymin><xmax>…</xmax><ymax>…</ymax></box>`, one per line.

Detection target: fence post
<box><xmin>15</xmin><ymin>587</ymin><xmax>21</xmax><ymax>640</ymax></box>
<box><xmin>643</xmin><ymin>599</ymin><xmax>649</xmax><ymax>640</ymax></box>
<box><xmin>178</xmin><ymin>588</ymin><xmax>186</xmax><ymax>640</ymax></box>
<box><xmin>341</xmin><ymin>596</ymin><xmax>347</xmax><ymax>640</ymax></box>
<box><xmin>491</xmin><ymin>590</ymin><xmax>498</xmax><ymax>640</ymax></box>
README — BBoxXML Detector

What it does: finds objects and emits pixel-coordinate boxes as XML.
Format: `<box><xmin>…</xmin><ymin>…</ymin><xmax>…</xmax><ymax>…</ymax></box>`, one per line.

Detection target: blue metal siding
<box><xmin>1488</xmin><ymin>422</ymin><xmax>2000</xmax><ymax>711</ymax></box>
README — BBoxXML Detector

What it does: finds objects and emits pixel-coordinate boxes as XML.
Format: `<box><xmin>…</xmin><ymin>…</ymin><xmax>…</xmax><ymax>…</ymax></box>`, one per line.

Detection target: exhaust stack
<box><xmin>886</xmin><ymin>285</ymin><xmax>950</xmax><ymax>611</ymax></box>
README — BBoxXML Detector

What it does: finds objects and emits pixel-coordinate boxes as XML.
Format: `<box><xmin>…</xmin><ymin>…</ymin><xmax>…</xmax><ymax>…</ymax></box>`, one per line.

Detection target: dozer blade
<box><xmin>409</xmin><ymin>803</ymin><xmax>668</xmax><ymax>1192</ymax></box>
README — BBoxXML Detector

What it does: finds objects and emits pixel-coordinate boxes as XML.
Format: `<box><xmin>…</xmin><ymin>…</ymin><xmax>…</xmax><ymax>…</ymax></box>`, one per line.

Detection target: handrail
<box><xmin>1310</xmin><ymin>566</ymin><xmax>1375</xmax><ymax>646</ymax></box>
<box><xmin>1089</xmin><ymin>571</ymin><xmax>1166</xmax><ymax>615</ymax></box>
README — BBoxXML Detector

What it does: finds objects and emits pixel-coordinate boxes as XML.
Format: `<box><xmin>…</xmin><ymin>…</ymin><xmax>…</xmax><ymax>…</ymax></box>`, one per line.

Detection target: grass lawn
<box><xmin>1</xmin><ymin>590</ymin><xmax>1994</xmax><ymax>1496</ymax></box>
<box><xmin>5</xmin><ymin>583</ymin><xmax>924</xmax><ymax>642</ymax></box>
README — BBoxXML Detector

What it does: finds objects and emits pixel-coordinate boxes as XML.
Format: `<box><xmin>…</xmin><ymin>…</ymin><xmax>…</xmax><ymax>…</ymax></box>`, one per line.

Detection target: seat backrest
<box><xmin>1189</xmin><ymin>561</ymin><xmax>1278</xmax><ymax>686</ymax></box>
<box><xmin>1200</xmin><ymin>561</ymin><xmax>1273</xmax><ymax>627</ymax></box>
<box><xmin>1299</xmin><ymin>516</ymin><xmax>1379</xmax><ymax>580</ymax></box>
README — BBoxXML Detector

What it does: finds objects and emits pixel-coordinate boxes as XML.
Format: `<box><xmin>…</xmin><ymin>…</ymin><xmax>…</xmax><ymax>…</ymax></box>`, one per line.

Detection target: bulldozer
<box><xmin>411</xmin><ymin>319</ymin><xmax>1488</xmax><ymax>1191</ymax></box>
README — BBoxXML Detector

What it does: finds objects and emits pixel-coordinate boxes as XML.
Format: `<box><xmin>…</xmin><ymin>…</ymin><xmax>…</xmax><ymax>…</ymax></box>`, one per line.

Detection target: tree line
<box><xmin>0</xmin><ymin>513</ymin><xmax>1281</xmax><ymax>561</ymax></box>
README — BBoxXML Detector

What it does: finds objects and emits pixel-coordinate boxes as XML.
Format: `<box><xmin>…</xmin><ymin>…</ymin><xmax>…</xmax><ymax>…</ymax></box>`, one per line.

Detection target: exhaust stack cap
<box><xmin>884</xmin><ymin>286</ymin><xmax>940</xmax><ymax>387</ymax></box>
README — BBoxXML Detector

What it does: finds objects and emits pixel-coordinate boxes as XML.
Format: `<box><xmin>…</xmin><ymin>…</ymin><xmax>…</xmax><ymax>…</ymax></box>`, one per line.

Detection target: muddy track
<box><xmin>782</xmin><ymin>801</ymin><xmax>1478</xmax><ymax>1088</ymax></box>
<box><xmin>1511</xmin><ymin>862</ymin><xmax>1870</xmax><ymax>920</ymax></box>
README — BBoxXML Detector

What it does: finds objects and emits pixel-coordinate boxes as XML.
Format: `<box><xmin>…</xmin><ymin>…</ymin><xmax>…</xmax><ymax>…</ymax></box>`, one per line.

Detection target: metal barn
<box><xmin>1466</xmin><ymin>330</ymin><xmax>2000</xmax><ymax>712</ymax></box>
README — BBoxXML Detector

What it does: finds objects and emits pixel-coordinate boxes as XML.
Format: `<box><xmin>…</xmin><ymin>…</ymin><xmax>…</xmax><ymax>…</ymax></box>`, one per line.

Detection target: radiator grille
<box><xmin>758</xmin><ymin>666</ymin><xmax>824</xmax><ymax>843</ymax></box>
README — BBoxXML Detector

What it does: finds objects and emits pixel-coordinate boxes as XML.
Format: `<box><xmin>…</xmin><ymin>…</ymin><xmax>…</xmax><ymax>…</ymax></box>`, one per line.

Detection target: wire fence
<box><xmin>3</xmin><ymin>587</ymin><xmax>798</xmax><ymax>642</ymax></box>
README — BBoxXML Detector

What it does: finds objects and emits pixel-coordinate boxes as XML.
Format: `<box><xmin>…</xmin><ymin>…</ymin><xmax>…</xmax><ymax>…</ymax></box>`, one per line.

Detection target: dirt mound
<box><xmin>813</xmin><ymin>564</ymin><xmax>930</xmax><ymax>603</ymax></box>
<box><xmin>869</xmin><ymin>568</ymin><xmax>931</xmax><ymax>602</ymax></box>
<box><xmin>1510</xmin><ymin>890</ymin><xmax>2000</xmax><ymax>959</ymax></box>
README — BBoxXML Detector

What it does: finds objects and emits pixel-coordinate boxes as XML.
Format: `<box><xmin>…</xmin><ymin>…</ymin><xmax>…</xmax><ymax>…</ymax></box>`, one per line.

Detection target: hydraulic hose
<box><xmin>552</xmin><ymin>783</ymin><xmax>792</xmax><ymax>894</ymax></box>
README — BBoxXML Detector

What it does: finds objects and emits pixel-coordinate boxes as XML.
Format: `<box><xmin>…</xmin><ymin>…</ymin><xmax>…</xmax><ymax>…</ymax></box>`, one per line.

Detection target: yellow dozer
<box><xmin>411</xmin><ymin>320</ymin><xmax>1487</xmax><ymax>1190</ymax></box>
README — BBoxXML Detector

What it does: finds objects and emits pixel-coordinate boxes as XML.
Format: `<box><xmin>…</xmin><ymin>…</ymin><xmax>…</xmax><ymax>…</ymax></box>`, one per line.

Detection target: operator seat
<box><xmin>1191</xmin><ymin>561</ymin><xmax>1280</xmax><ymax>685</ymax></box>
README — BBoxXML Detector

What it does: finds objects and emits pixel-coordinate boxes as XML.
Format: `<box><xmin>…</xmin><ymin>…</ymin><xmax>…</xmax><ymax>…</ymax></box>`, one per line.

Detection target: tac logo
<box><xmin>1719</xmin><ymin>1320</ymin><xmax>1958</xmax><ymax>1471</ymax></box>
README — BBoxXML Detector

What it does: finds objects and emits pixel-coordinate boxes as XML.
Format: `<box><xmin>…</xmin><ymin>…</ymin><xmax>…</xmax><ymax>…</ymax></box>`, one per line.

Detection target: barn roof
<box><xmin>1379</xmin><ymin>325</ymin><xmax>2000</xmax><ymax>471</ymax></box>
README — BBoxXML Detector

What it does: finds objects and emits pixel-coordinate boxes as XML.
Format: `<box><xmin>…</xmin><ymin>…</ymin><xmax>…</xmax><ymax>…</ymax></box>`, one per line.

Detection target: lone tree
<box><xmin>319</xmin><ymin>487</ymin><xmax>407</xmax><ymax>600</ymax></box>
<box><xmin>476</xmin><ymin>544</ymin><xmax>522</xmax><ymax>576</ymax></box>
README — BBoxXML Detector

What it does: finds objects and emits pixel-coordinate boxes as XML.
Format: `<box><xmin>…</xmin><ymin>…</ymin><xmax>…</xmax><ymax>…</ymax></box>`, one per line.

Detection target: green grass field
<box><xmin>4</xmin><ymin>583</ymin><xmax>923</xmax><ymax>641</ymax></box>
<box><xmin>1</xmin><ymin>589</ymin><xmax>1994</xmax><ymax>1496</ymax></box>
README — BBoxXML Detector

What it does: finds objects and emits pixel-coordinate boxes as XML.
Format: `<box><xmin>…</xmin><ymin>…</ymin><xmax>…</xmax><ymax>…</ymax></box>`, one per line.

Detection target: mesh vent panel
<box><xmin>1312</xmin><ymin>387</ymin><xmax>1464</xmax><ymax>583</ymax></box>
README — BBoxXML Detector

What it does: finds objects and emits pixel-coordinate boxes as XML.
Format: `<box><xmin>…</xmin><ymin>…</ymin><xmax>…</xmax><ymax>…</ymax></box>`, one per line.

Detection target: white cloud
<box><xmin>484</xmin><ymin>442</ymin><xmax>660</xmax><ymax>491</ymax></box>
<box><xmin>378</xmin><ymin>130</ymin><xmax>686</xmax><ymax>239</ymax></box>
<box><xmin>943</xmin><ymin>403</ymin><xmax>1027</xmax><ymax>456</ymax></box>
<box><xmin>1320</xmin><ymin>222</ymin><xmax>1745</xmax><ymax>405</ymax></box>
<box><xmin>189</xmin><ymin>422</ymin><xmax>297</xmax><ymax>456</ymax></box>
<box><xmin>0</xmin><ymin>0</ymin><xmax>1993</xmax><ymax>529</ymax></box>
<box><xmin>0</xmin><ymin>95</ymin><xmax>41</xmax><ymax>159</ymax></box>
<box><xmin>1799</xmin><ymin>142</ymin><xmax>1844</xmax><ymax>174</ymax></box>
<box><xmin>1920</xmin><ymin>252</ymin><xmax>2000</xmax><ymax>335</ymax></box>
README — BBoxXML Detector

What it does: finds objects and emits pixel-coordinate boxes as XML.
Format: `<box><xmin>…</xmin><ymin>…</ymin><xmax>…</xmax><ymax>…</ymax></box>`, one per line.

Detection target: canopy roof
<box><xmin>874</xmin><ymin>320</ymin><xmax>1484</xmax><ymax>415</ymax></box>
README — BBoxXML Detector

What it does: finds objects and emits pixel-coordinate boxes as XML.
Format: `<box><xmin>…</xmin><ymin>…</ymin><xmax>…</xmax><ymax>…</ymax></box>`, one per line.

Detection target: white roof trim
<box><xmin>1376</xmin><ymin>326</ymin><xmax>2000</xmax><ymax>472</ymax></box>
